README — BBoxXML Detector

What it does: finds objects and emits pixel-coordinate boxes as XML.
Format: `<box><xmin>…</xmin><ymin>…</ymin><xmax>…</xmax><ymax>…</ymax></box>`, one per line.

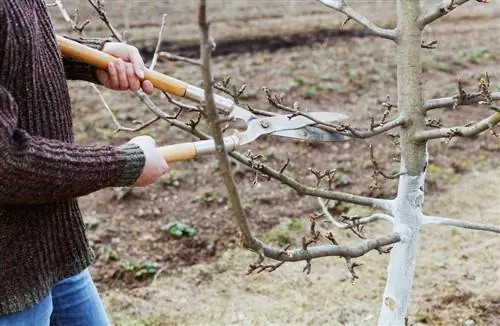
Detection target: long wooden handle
<box><xmin>56</xmin><ymin>35</ymin><xmax>188</xmax><ymax>97</ymax></box>
<box><xmin>157</xmin><ymin>142</ymin><xmax>198</xmax><ymax>163</ymax></box>
<box><xmin>157</xmin><ymin>136</ymin><xmax>240</xmax><ymax>163</ymax></box>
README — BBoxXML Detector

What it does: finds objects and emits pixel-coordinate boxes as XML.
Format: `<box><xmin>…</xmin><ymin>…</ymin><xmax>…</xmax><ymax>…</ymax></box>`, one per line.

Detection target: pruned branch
<box><xmin>424</xmin><ymin>91</ymin><xmax>500</xmax><ymax>111</ymax></box>
<box><xmin>318</xmin><ymin>0</ymin><xmax>396</xmax><ymax>41</ymax></box>
<box><xmin>414</xmin><ymin>112</ymin><xmax>500</xmax><ymax>141</ymax></box>
<box><xmin>418</xmin><ymin>0</ymin><xmax>471</xmax><ymax>28</ymax></box>
<box><xmin>422</xmin><ymin>215</ymin><xmax>500</xmax><ymax>234</ymax></box>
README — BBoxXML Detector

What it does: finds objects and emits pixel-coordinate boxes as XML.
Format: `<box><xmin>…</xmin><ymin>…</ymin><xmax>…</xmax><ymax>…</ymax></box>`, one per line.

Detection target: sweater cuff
<box><xmin>62</xmin><ymin>36</ymin><xmax>112</xmax><ymax>83</ymax></box>
<box><xmin>115</xmin><ymin>143</ymin><xmax>146</xmax><ymax>187</ymax></box>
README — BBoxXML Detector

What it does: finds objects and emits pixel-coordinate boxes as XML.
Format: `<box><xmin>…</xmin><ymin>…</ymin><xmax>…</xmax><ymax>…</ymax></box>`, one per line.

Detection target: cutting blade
<box><xmin>238</xmin><ymin>112</ymin><xmax>349</xmax><ymax>145</ymax></box>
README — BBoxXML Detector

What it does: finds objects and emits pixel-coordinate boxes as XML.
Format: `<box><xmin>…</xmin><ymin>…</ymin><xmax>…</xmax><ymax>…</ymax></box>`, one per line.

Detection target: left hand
<box><xmin>96</xmin><ymin>42</ymin><xmax>155</xmax><ymax>94</ymax></box>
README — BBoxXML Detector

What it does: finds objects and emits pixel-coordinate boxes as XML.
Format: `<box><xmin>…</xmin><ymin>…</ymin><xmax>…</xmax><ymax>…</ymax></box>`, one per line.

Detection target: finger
<box><xmin>107</xmin><ymin>62</ymin><xmax>119</xmax><ymax>89</ymax></box>
<box><xmin>115</xmin><ymin>59</ymin><xmax>129</xmax><ymax>90</ymax></box>
<box><xmin>129</xmin><ymin>49</ymin><xmax>145</xmax><ymax>79</ymax></box>
<box><xmin>94</xmin><ymin>69</ymin><xmax>109</xmax><ymax>86</ymax></box>
<box><xmin>126</xmin><ymin>63</ymin><xmax>141</xmax><ymax>92</ymax></box>
<box><xmin>142</xmin><ymin>80</ymin><xmax>155</xmax><ymax>95</ymax></box>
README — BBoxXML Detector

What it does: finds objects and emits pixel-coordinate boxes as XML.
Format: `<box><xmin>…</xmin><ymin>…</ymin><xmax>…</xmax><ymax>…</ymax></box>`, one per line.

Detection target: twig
<box><xmin>424</xmin><ymin>91</ymin><xmax>500</xmax><ymax>111</ymax></box>
<box><xmin>54</xmin><ymin>0</ymin><xmax>72</xmax><ymax>22</ymax></box>
<box><xmin>422</xmin><ymin>215</ymin><xmax>500</xmax><ymax>234</ymax></box>
<box><xmin>318</xmin><ymin>198</ymin><xmax>393</xmax><ymax>229</ymax></box>
<box><xmin>231</xmin><ymin>151</ymin><xmax>394</xmax><ymax>211</ymax></box>
<box><xmin>414</xmin><ymin>112</ymin><xmax>500</xmax><ymax>141</ymax></box>
<box><xmin>264</xmin><ymin>87</ymin><xmax>406</xmax><ymax>139</ymax></box>
<box><xmin>87</xmin><ymin>0</ymin><xmax>123</xmax><ymax>41</ymax></box>
<box><xmin>158</xmin><ymin>52</ymin><xmax>202</xmax><ymax>66</ymax></box>
<box><xmin>90</xmin><ymin>84</ymin><xmax>160</xmax><ymax>133</ymax></box>
<box><xmin>318</xmin><ymin>0</ymin><xmax>396</xmax><ymax>41</ymax></box>
<box><xmin>369</xmin><ymin>143</ymin><xmax>405</xmax><ymax>179</ymax></box>
<box><xmin>150</xmin><ymin>14</ymin><xmax>168</xmax><ymax>71</ymax></box>
<box><xmin>418</xmin><ymin>0</ymin><xmax>471</xmax><ymax>28</ymax></box>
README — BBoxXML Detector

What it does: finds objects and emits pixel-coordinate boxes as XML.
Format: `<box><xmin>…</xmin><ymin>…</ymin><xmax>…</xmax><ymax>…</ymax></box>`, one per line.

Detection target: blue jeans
<box><xmin>0</xmin><ymin>269</ymin><xmax>110</xmax><ymax>326</ymax></box>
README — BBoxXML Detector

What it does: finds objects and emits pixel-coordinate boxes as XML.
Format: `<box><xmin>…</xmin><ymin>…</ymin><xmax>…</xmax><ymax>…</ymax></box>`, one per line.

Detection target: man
<box><xmin>0</xmin><ymin>0</ymin><xmax>168</xmax><ymax>324</ymax></box>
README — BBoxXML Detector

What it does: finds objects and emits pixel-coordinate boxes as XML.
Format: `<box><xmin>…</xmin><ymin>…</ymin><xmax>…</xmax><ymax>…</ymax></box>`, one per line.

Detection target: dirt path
<box><xmin>103</xmin><ymin>168</ymin><xmax>500</xmax><ymax>326</ymax></box>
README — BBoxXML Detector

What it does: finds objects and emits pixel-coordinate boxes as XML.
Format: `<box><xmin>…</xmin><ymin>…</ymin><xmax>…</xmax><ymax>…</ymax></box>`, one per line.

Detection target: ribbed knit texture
<box><xmin>0</xmin><ymin>0</ymin><xmax>146</xmax><ymax>315</ymax></box>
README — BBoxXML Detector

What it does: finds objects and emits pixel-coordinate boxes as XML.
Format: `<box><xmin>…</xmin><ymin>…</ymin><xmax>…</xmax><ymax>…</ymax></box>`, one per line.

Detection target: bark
<box><xmin>377</xmin><ymin>0</ymin><xmax>426</xmax><ymax>324</ymax></box>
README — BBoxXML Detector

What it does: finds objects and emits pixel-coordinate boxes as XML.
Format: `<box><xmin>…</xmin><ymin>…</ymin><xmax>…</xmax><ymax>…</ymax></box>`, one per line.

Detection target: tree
<box><xmin>53</xmin><ymin>0</ymin><xmax>498</xmax><ymax>324</ymax></box>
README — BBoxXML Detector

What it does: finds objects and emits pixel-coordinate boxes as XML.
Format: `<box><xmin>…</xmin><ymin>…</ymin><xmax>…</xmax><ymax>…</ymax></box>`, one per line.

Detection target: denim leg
<box><xmin>0</xmin><ymin>294</ymin><xmax>52</xmax><ymax>326</ymax></box>
<box><xmin>50</xmin><ymin>269</ymin><xmax>110</xmax><ymax>326</ymax></box>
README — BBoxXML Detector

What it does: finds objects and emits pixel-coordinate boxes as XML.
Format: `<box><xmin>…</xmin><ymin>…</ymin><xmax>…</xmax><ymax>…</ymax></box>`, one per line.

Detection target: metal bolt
<box><xmin>259</xmin><ymin>120</ymin><xmax>270</xmax><ymax>128</ymax></box>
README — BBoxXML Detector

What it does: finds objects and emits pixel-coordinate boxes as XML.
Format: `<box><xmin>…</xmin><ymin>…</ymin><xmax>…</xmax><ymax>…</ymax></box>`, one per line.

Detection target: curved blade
<box><xmin>272</xmin><ymin>126</ymin><xmax>351</xmax><ymax>142</ymax></box>
<box><xmin>238</xmin><ymin>112</ymin><xmax>349</xmax><ymax>145</ymax></box>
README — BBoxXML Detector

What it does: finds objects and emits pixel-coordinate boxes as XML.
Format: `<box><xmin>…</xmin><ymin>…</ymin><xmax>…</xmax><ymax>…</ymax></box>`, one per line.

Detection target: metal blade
<box><xmin>238</xmin><ymin>112</ymin><xmax>349</xmax><ymax>145</ymax></box>
<box><xmin>271</xmin><ymin>126</ymin><xmax>351</xmax><ymax>142</ymax></box>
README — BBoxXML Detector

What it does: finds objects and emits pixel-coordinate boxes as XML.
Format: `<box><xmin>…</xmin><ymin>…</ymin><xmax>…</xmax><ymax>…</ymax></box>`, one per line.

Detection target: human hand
<box><xmin>128</xmin><ymin>135</ymin><xmax>168</xmax><ymax>187</ymax></box>
<box><xmin>96</xmin><ymin>42</ymin><xmax>155</xmax><ymax>94</ymax></box>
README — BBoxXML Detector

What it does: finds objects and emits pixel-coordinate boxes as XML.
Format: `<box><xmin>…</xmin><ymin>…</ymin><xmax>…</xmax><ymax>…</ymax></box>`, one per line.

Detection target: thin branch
<box><xmin>198</xmin><ymin>0</ymin><xmax>254</xmax><ymax>245</ymax></box>
<box><xmin>257</xmin><ymin>232</ymin><xmax>401</xmax><ymax>262</ymax></box>
<box><xmin>414</xmin><ymin>112</ymin><xmax>500</xmax><ymax>141</ymax></box>
<box><xmin>149</xmin><ymin>14</ymin><xmax>168</xmax><ymax>71</ymax></box>
<box><xmin>340</xmin><ymin>116</ymin><xmax>406</xmax><ymax>139</ymax></box>
<box><xmin>87</xmin><ymin>0</ymin><xmax>123</xmax><ymax>41</ymax></box>
<box><xmin>318</xmin><ymin>198</ymin><xmax>393</xmax><ymax>229</ymax></box>
<box><xmin>424</xmin><ymin>91</ymin><xmax>500</xmax><ymax>112</ymax></box>
<box><xmin>158</xmin><ymin>52</ymin><xmax>202</xmax><ymax>66</ymax></box>
<box><xmin>264</xmin><ymin>87</ymin><xmax>406</xmax><ymax>139</ymax></box>
<box><xmin>54</xmin><ymin>0</ymin><xmax>71</xmax><ymax>22</ymax></box>
<box><xmin>230</xmin><ymin>151</ymin><xmax>394</xmax><ymax>211</ymax></box>
<box><xmin>318</xmin><ymin>0</ymin><xmax>396</xmax><ymax>41</ymax></box>
<box><xmin>422</xmin><ymin>215</ymin><xmax>500</xmax><ymax>234</ymax></box>
<box><xmin>418</xmin><ymin>0</ymin><xmax>471</xmax><ymax>28</ymax></box>
<box><xmin>90</xmin><ymin>84</ymin><xmax>160</xmax><ymax>133</ymax></box>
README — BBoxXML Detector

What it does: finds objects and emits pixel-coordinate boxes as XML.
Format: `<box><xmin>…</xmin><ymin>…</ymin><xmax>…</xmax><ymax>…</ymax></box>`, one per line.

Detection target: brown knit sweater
<box><xmin>0</xmin><ymin>0</ymin><xmax>146</xmax><ymax>315</ymax></box>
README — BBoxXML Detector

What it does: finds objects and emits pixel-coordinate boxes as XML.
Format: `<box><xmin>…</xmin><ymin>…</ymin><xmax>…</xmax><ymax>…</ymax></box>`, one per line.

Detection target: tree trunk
<box><xmin>378</xmin><ymin>0</ymin><xmax>427</xmax><ymax>324</ymax></box>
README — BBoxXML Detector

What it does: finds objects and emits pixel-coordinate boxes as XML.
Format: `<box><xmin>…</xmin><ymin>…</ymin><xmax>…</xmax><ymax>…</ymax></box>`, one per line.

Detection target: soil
<box><xmin>48</xmin><ymin>1</ymin><xmax>499</xmax><ymax>325</ymax></box>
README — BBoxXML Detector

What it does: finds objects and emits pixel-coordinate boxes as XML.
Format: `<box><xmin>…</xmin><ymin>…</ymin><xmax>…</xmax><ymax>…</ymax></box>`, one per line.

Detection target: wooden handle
<box><xmin>56</xmin><ymin>35</ymin><xmax>188</xmax><ymax>97</ymax></box>
<box><xmin>157</xmin><ymin>142</ymin><xmax>198</xmax><ymax>163</ymax></box>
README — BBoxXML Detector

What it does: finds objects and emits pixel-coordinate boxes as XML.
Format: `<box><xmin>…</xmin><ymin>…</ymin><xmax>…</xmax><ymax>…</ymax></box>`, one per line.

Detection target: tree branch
<box><xmin>149</xmin><ymin>13</ymin><xmax>168</xmax><ymax>71</ymax></box>
<box><xmin>318</xmin><ymin>0</ymin><xmax>396</xmax><ymax>41</ymax></box>
<box><xmin>257</xmin><ymin>232</ymin><xmax>401</xmax><ymax>262</ymax></box>
<box><xmin>414</xmin><ymin>112</ymin><xmax>500</xmax><ymax>141</ymax></box>
<box><xmin>418</xmin><ymin>0</ymin><xmax>470</xmax><ymax>28</ymax></box>
<box><xmin>198</xmin><ymin>0</ymin><xmax>255</xmax><ymax>246</ymax></box>
<box><xmin>318</xmin><ymin>198</ymin><xmax>393</xmax><ymax>229</ymax></box>
<box><xmin>230</xmin><ymin>151</ymin><xmax>394</xmax><ymax>211</ymax></box>
<box><xmin>422</xmin><ymin>215</ymin><xmax>500</xmax><ymax>234</ymax></box>
<box><xmin>90</xmin><ymin>84</ymin><xmax>161</xmax><ymax>133</ymax></box>
<box><xmin>424</xmin><ymin>91</ymin><xmax>500</xmax><ymax>112</ymax></box>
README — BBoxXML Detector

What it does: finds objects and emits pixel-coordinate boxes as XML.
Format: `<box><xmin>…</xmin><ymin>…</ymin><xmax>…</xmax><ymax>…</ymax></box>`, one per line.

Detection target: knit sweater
<box><xmin>0</xmin><ymin>0</ymin><xmax>146</xmax><ymax>315</ymax></box>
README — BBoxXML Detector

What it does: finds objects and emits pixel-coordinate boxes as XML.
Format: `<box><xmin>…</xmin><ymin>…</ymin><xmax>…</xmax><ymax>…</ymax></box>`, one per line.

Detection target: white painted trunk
<box><xmin>377</xmin><ymin>160</ymin><xmax>426</xmax><ymax>325</ymax></box>
<box><xmin>377</xmin><ymin>0</ymin><xmax>426</xmax><ymax>324</ymax></box>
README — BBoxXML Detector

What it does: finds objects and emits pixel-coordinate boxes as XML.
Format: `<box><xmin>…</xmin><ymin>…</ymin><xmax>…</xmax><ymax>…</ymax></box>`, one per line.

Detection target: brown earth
<box><xmin>48</xmin><ymin>1</ymin><xmax>500</xmax><ymax>325</ymax></box>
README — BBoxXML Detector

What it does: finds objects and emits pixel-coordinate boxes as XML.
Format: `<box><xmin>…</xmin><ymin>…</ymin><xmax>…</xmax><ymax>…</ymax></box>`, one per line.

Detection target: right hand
<box><xmin>128</xmin><ymin>135</ymin><xmax>168</xmax><ymax>187</ymax></box>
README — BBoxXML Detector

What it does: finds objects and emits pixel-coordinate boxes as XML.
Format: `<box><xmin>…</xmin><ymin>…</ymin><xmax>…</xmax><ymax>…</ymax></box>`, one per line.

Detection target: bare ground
<box><xmin>47</xmin><ymin>0</ymin><xmax>500</xmax><ymax>324</ymax></box>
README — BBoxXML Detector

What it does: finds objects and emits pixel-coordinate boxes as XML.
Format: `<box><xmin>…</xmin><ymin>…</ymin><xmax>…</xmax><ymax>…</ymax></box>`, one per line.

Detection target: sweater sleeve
<box><xmin>0</xmin><ymin>84</ymin><xmax>145</xmax><ymax>205</ymax></box>
<box><xmin>61</xmin><ymin>35</ymin><xmax>112</xmax><ymax>83</ymax></box>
